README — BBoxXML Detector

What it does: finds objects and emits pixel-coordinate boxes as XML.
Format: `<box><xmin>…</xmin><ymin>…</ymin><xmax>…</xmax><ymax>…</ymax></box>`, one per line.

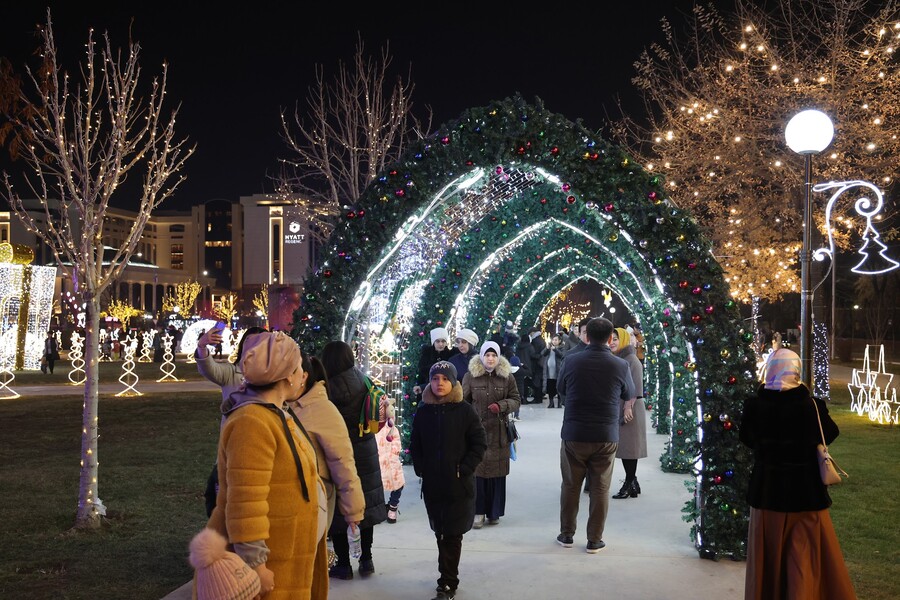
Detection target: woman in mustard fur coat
<box><xmin>206</xmin><ymin>332</ymin><xmax>328</xmax><ymax>600</ymax></box>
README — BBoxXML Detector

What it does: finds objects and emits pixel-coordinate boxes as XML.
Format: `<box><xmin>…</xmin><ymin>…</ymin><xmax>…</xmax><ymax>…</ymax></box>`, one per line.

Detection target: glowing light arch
<box><xmin>294</xmin><ymin>95</ymin><xmax>757</xmax><ymax>559</ymax></box>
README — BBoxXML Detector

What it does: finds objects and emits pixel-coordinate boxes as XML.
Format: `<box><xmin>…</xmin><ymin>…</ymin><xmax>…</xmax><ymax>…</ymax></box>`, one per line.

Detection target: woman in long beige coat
<box><xmin>462</xmin><ymin>341</ymin><xmax>520</xmax><ymax>528</ymax></box>
<box><xmin>610</xmin><ymin>327</ymin><xmax>647</xmax><ymax>500</ymax></box>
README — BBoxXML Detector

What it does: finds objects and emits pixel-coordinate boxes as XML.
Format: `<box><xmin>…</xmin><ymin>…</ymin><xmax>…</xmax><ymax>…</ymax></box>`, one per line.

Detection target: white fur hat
<box><xmin>430</xmin><ymin>327</ymin><xmax>449</xmax><ymax>345</ymax></box>
<box><xmin>456</xmin><ymin>328</ymin><xmax>479</xmax><ymax>347</ymax></box>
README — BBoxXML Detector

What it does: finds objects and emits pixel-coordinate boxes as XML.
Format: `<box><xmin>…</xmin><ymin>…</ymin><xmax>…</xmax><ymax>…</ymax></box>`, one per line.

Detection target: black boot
<box><xmin>612</xmin><ymin>479</ymin><xmax>635</xmax><ymax>499</ymax></box>
<box><xmin>632</xmin><ymin>478</ymin><xmax>641</xmax><ymax>496</ymax></box>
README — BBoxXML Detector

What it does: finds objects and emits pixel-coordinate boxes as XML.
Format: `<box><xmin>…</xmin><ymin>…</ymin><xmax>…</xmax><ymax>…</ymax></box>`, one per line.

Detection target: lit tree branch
<box><xmin>609</xmin><ymin>0</ymin><xmax>900</xmax><ymax>303</ymax></box>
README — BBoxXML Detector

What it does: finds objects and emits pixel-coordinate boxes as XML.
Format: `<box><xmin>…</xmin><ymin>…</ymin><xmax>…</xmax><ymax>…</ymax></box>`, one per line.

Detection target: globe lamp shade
<box><xmin>785</xmin><ymin>109</ymin><xmax>834</xmax><ymax>155</ymax></box>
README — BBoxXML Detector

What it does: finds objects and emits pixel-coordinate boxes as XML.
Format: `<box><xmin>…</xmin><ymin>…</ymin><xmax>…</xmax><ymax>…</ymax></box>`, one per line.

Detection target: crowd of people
<box><xmin>186</xmin><ymin>319</ymin><xmax>855</xmax><ymax>600</ymax></box>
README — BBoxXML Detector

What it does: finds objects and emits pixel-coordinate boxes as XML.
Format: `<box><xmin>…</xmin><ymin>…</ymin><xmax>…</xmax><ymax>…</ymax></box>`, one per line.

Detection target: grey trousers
<box><xmin>560</xmin><ymin>440</ymin><xmax>618</xmax><ymax>543</ymax></box>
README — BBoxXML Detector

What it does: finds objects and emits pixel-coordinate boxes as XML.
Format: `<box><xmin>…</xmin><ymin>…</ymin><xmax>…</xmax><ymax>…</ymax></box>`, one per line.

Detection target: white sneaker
<box><xmin>473</xmin><ymin>514</ymin><xmax>485</xmax><ymax>529</ymax></box>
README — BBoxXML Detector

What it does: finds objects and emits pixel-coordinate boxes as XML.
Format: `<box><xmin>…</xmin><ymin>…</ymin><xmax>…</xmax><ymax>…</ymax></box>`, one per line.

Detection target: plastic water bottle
<box><xmin>348</xmin><ymin>524</ymin><xmax>362</xmax><ymax>559</ymax></box>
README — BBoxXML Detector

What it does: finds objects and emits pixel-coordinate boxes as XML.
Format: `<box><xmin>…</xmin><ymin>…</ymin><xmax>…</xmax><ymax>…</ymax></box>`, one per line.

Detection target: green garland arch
<box><xmin>292</xmin><ymin>95</ymin><xmax>757</xmax><ymax>560</ymax></box>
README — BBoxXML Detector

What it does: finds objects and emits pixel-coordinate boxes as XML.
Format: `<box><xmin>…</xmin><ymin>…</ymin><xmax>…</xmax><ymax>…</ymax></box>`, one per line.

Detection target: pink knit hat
<box><xmin>239</xmin><ymin>331</ymin><xmax>301</xmax><ymax>386</ymax></box>
<box><xmin>189</xmin><ymin>528</ymin><xmax>261</xmax><ymax>600</ymax></box>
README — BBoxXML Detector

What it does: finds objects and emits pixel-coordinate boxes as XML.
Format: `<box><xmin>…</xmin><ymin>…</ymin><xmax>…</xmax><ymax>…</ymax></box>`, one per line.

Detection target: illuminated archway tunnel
<box><xmin>293</xmin><ymin>95</ymin><xmax>757</xmax><ymax>559</ymax></box>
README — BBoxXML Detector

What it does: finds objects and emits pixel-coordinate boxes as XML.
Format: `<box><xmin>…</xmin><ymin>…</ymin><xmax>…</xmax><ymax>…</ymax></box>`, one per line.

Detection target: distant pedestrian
<box><xmin>556</xmin><ymin>317</ymin><xmax>634</xmax><ymax>553</ymax></box>
<box><xmin>541</xmin><ymin>333</ymin><xmax>566</xmax><ymax>408</ymax></box>
<box><xmin>413</xmin><ymin>327</ymin><xmax>454</xmax><ymax>398</ymax></box>
<box><xmin>501</xmin><ymin>320</ymin><xmax>518</xmax><ymax>359</ymax></box>
<box><xmin>509</xmin><ymin>356</ymin><xmax>525</xmax><ymax>420</ymax></box>
<box><xmin>411</xmin><ymin>361</ymin><xmax>486</xmax><ymax>600</ymax></box>
<box><xmin>42</xmin><ymin>330</ymin><xmax>59</xmax><ymax>374</ymax></box>
<box><xmin>517</xmin><ymin>332</ymin><xmax>536</xmax><ymax>403</ymax></box>
<box><xmin>448</xmin><ymin>328</ymin><xmax>479</xmax><ymax>382</ymax></box>
<box><xmin>528</xmin><ymin>326</ymin><xmax>546</xmax><ymax>400</ymax></box>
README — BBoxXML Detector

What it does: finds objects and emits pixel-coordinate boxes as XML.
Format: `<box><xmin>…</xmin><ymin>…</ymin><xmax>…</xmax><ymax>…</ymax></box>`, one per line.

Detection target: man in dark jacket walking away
<box><xmin>528</xmin><ymin>326</ymin><xmax>546</xmax><ymax>401</ymax></box>
<box><xmin>411</xmin><ymin>361</ymin><xmax>487</xmax><ymax>600</ymax></box>
<box><xmin>556</xmin><ymin>317</ymin><xmax>635</xmax><ymax>554</ymax></box>
<box><xmin>517</xmin><ymin>332</ymin><xmax>536</xmax><ymax>403</ymax></box>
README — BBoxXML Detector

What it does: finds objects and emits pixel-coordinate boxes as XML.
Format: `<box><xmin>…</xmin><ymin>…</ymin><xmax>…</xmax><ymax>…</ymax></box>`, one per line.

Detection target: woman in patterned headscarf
<box><xmin>739</xmin><ymin>349</ymin><xmax>855</xmax><ymax>600</ymax></box>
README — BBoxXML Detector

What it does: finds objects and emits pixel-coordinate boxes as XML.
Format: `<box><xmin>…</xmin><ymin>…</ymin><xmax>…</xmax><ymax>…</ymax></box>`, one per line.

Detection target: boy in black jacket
<box><xmin>410</xmin><ymin>361</ymin><xmax>487</xmax><ymax>600</ymax></box>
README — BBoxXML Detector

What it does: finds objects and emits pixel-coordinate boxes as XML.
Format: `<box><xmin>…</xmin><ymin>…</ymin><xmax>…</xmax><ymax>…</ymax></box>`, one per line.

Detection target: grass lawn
<box><xmin>0</xmin><ymin>384</ymin><xmax>896</xmax><ymax>598</ymax></box>
<box><xmin>0</xmin><ymin>390</ymin><xmax>221</xmax><ymax>599</ymax></box>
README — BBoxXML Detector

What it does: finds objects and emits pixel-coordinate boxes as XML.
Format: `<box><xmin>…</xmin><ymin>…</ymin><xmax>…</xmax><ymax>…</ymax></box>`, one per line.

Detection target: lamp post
<box><xmin>785</xmin><ymin>109</ymin><xmax>835</xmax><ymax>391</ymax></box>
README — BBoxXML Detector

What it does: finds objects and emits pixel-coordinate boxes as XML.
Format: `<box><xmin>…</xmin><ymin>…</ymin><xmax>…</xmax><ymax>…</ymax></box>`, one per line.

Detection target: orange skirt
<box><xmin>745</xmin><ymin>507</ymin><xmax>856</xmax><ymax>600</ymax></box>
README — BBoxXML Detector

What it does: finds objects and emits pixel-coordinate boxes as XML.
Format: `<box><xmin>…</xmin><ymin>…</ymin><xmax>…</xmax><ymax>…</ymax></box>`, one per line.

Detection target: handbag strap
<box><xmin>811</xmin><ymin>398</ymin><xmax>849</xmax><ymax>478</ymax></box>
<box><xmin>811</xmin><ymin>397</ymin><xmax>829</xmax><ymax>448</ymax></box>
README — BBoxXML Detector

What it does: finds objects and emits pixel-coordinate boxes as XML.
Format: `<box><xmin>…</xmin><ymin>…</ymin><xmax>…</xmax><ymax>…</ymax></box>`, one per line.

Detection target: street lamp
<box><xmin>785</xmin><ymin>109</ymin><xmax>835</xmax><ymax>390</ymax></box>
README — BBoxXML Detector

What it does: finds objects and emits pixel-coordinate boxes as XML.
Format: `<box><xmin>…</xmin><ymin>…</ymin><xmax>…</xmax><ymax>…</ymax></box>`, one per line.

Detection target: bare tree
<box><xmin>609</xmin><ymin>0</ymin><xmax>900</xmax><ymax>303</ymax></box>
<box><xmin>277</xmin><ymin>35</ymin><xmax>431</xmax><ymax>243</ymax></box>
<box><xmin>0</xmin><ymin>12</ymin><xmax>193</xmax><ymax>529</ymax></box>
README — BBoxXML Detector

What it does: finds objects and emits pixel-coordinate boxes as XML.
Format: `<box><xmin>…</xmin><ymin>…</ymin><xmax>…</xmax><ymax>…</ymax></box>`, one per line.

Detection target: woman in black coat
<box><xmin>411</xmin><ymin>360</ymin><xmax>486</xmax><ymax>600</ymax></box>
<box><xmin>320</xmin><ymin>341</ymin><xmax>388</xmax><ymax>580</ymax></box>
<box><xmin>739</xmin><ymin>349</ymin><xmax>855</xmax><ymax>600</ymax></box>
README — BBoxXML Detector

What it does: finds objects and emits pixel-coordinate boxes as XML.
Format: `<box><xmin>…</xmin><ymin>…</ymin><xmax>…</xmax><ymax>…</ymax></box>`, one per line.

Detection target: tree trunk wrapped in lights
<box><xmin>1</xmin><ymin>11</ymin><xmax>193</xmax><ymax>529</ymax></box>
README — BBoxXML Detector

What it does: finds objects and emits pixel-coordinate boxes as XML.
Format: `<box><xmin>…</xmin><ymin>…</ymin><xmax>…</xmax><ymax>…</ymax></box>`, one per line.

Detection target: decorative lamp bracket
<box><xmin>811</xmin><ymin>180</ymin><xmax>900</xmax><ymax>276</ymax></box>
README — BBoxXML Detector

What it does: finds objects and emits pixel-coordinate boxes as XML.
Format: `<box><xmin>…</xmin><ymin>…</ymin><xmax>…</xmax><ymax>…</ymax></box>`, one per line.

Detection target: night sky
<box><xmin>1</xmin><ymin>2</ymin><xmax>732</xmax><ymax>210</ymax></box>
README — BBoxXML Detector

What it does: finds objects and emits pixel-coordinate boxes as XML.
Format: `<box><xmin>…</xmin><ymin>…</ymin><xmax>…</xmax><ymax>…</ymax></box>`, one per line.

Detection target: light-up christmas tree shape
<box><xmin>139</xmin><ymin>330</ymin><xmax>154</xmax><ymax>363</ymax></box>
<box><xmin>67</xmin><ymin>331</ymin><xmax>86</xmax><ymax>385</ymax></box>
<box><xmin>156</xmin><ymin>333</ymin><xmax>181</xmax><ymax>382</ymax></box>
<box><xmin>852</xmin><ymin>221</ymin><xmax>900</xmax><ymax>275</ymax></box>
<box><xmin>115</xmin><ymin>336</ymin><xmax>142</xmax><ymax>397</ymax></box>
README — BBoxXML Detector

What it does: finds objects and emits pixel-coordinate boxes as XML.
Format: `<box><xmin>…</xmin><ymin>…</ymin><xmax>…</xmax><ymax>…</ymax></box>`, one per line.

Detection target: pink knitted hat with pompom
<box><xmin>189</xmin><ymin>528</ymin><xmax>260</xmax><ymax>600</ymax></box>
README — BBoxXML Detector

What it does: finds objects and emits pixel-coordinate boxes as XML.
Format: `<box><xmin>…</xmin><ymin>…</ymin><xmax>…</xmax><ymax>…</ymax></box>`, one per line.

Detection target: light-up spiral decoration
<box><xmin>115</xmin><ymin>337</ymin><xmax>142</xmax><ymax>397</ymax></box>
<box><xmin>156</xmin><ymin>334</ymin><xmax>181</xmax><ymax>382</ymax></box>
<box><xmin>0</xmin><ymin>350</ymin><xmax>18</xmax><ymax>399</ymax></box>
<box><xmin>67</xmin><ymin>331</ymin><xmax>86</xmax><ymax>385</ymax></box>
<box><xmin>139</xmin><ymin>330</ymin><xmax>154</xmax><ymax>363</ymax></box>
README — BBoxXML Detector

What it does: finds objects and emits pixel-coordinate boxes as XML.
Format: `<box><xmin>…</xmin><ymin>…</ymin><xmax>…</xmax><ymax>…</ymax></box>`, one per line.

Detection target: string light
<box><xmin>611</xmin><ymin>0</ymin><xmax>900</xmax><ymax>305</ymax></box>
<box><xmin>848</xmin><ymin>344</ymin><xmax>899</xmax><ymax>424</ymax></box>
